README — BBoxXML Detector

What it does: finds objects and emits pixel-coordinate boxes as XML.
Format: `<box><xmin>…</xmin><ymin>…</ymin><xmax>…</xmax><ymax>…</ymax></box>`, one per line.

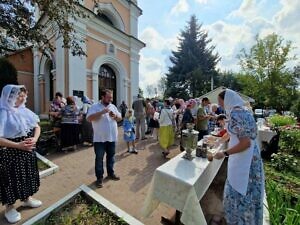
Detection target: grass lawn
<box><xmin>37</xmin><ymin>158</ymin><xmax>50</xmax><ymax>171</ymax></box>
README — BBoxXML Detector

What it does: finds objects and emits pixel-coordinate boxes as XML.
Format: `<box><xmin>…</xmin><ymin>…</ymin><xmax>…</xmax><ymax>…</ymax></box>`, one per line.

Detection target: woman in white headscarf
<box><xmin>214</xmin><ymin>89</ymin><xmax>264</xmax><ymax>225</ymax></box>
<box><xmin>0</xmin><ymin>85</ymin><xmax>42</xmax><ymax>224</ymax></box>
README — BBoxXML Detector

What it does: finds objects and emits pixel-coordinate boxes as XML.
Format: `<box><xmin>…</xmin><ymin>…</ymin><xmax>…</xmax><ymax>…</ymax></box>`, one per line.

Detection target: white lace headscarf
<box><xmin>224</xmin><ymin>89</ymin><xmax>246</xmax><ymax>117</ymax></box>
<box><xmin>0</xmin><ymin>85</ymin><xmax>39</xmax><ymax>138</ymax></box>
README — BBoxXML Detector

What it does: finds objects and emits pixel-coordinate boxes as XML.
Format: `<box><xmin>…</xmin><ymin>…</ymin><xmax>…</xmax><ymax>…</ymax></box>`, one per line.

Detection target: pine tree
<box><xmin>0</xmin><ymin>57</ymin><xmax>18</xmax><ymax>94</ymax></box>
<box><xmin>165</xmin><ymin>15</ymin><xmax>220</xmax><ymax>99</ymax></box>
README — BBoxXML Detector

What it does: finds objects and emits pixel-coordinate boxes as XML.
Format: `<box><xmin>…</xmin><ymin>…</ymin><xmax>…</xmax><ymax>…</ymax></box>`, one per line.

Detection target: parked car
<box><xmin>264</xmin><ymin>109</ymin><xmax>277</xmax><ymax>117</ymax></box>
<box><xmin>283</xmin><ymin>111</ymin><xmax>294</xmax><ymax>116</ymax></box>
<box><xmin>254</xmin><ymin>109</ymin><xmax>264</xmax><ymax>119</ymax></box>
<box><xmin>268</xmin><ymin>109</ymin><xmax>277</xmax><ymax>116</ymax></box>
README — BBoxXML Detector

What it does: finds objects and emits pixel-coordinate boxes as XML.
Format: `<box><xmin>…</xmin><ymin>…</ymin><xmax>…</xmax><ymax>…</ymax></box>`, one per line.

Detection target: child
<box><xmin>123</xmin><ymin>109</ymin><xmax>138</xmax><ymax>154</ymax></box>
<box><xmin>216</xmin><ymin>114</ymin><xmax>227</xmax><ymax>137</ymax></box>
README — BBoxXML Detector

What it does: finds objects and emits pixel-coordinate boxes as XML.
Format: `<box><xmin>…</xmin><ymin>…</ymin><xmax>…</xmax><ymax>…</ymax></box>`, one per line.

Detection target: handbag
<box><xmin>165</xmin><ymin>109</ymin><xmax>176</xmax><ymax>129</ymax></box>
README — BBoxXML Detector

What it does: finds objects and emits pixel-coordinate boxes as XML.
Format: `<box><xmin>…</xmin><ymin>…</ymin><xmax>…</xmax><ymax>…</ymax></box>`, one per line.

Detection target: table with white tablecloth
<box><xmin>142</xmin><ymin>143</ymin><xmax>225</xmax><ymax>225</ymax></box>
<box><xmin>257</xmin><ymin>126</ymin><xmax>277</xmax><ymax>150</ymax></box>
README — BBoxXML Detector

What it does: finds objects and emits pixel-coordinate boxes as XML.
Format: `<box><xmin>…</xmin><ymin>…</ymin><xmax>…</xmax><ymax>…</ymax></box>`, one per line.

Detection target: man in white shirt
<box><xmin>87</xmin><ymin>89</ymin><xmax>122</xmax><ymax>188</ymax></box>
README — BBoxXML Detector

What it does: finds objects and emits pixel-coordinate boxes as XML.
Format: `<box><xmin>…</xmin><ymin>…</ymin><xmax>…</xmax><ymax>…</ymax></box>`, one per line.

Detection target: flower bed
<box><xmin>37</xmin><ymin>158</ymin><xmax>50</xmax><ymax>171</ymax></box>
<box><xmin>23</xmin><ymin>185</ymin><xmax>143</xmax><ymax>225</ymax></box>
<box><xmin>264</xmin><ymin>116</ymin><xmax>300</xmax><ymax>224</ymax></box>
<box><xmin>36</xmin><ymin>152</ymin><xmax>59</xmax><ymax>179</ymax></box>
<box><xmin>265</xmin><ymin>164</ymin><xmax>299</xmax><ymax>224</ymax></box>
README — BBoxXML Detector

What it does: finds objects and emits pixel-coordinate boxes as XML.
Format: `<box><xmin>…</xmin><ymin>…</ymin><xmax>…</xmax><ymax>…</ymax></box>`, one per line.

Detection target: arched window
<box><xmin>94</xmin><ymin>3</ymin><xmax>125</xmax><ymax>31</ymax></box>
<box><xmin>99</xmin><ymin>64</ymin><xmax>116</xmax><ymax>104</ymax></box>
<box><xmin>97</xmin><ymin>13</ymin><xmax>114</xmax><ymax>26</ymax></box>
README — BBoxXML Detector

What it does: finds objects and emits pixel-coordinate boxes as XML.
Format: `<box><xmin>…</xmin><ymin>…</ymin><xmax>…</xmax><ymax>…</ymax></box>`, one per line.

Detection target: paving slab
<box><xmin>0</xmin><ymin>128</ymin><xmax>225</xmax><ymax>225</ymax></box>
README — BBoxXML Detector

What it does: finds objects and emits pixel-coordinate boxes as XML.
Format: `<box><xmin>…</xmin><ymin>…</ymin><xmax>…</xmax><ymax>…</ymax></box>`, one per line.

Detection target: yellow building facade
<box><xmin>22</xmin><ymin>0</ymin><xmax>144</xmax><ymax>114</ymax></box>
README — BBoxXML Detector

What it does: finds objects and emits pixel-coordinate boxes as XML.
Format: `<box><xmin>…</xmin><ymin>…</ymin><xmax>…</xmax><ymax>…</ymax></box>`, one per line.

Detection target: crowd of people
<box><xmin>0</xmin><ymin>84</ymin><xmax>264</xmax><ymax>225</ymax></box>
<box><xmin>130</xmin><ymin>95</ymin><xmax>227</xmax><ymax>157</ymax></box>
<box><xmin>49</xmin><ymin>92</ymin><xmax>94</xmax><ymax>150</ymax></box>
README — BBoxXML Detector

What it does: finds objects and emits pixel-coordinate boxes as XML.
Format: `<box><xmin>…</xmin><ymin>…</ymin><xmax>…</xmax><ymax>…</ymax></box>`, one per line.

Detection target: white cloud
<box><xmin>170</xmin><ymin>0</ymin><xmax>189</xmax><ymax>15</ymax></box>
<box><xmin>139</xmin><ymin>55</ymin><xmax>164</xmax><ymax>92</ymax></box>
<box><xmin>274</xmin><ymin>0</ymin><xmax>300</xmax><ymax>32</ymax></box>
<box><xmin>204</xmin><ymin>0</ymin><xmax>300</xmax><ymax>71</ymax></box>
<box><xmin>204</xmin><ymin>20</ymin><xmax>255</xmax><ymax>70</ymax></box>
<box><xmin>272</xmin><ymin>0</ymin><xmax>300</xmax><ymax>66</ymax></box>
<box><xmin>194</xmin><ymin>0</ymin><xmax>209</xmax><ymax>4</ymax></box>
<box><xmin>139</xmin><ymin>27</ymin><xmax>180</xmax><ymax>93</ymax></box>
<box><xmin>229</xmin><ymin>0</ymin><xmax>259</xmax><ymax>20</ymax></box>
<box><xmin>140</xmin><ymin>27</ymin><xmax>165</xmax><ymax>50</ymax></box>
<box><xmin>140</xmin><ymin>27</ymin><xmax>179</xmax><ymax>53</ymax></box>
<box><xmin>138</xmin><ymin>0</ymin><xmax>300</xmax><ymax>90</ymax></box>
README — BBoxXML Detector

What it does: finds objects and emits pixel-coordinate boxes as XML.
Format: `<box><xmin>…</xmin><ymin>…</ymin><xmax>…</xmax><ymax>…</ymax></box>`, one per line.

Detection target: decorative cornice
<box><xmin>94</xmin><ymin>3</ymin><xmax>125</xmax><ymax>32</ymax></box>
<box><xmin>17</xmin><ymin>71</ymin><xmax>34</xmax><ymax>76</ymax></box>
<box><xmin>38</xmin><ymin>74</ymin><xmax>45</xmax><ymax>82</ymax></box>
<box><xmin>86</xmin><ymin>31</ymin><xmax>130</xmax><ymax>54</ymax></box>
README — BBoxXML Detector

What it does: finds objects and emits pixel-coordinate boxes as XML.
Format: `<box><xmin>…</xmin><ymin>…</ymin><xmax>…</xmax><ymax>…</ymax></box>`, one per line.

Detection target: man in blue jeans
<box><xmin>87</xmin><ymin>89</ymin><xmax>122</xmax><ymax>188</ymax></box>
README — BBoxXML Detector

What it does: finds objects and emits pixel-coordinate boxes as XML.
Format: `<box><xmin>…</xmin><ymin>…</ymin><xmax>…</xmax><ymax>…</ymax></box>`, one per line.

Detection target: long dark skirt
<box><xmin>148</xmin><ymin>118</ymin><xmax>159</xmax><ymax>128</ymax></box>
<box><xmin>61</xmin><ymin>123</ymin><xmax>80</xmax><ymax>148</ymax></box>
<box><xmin>0</xmin><ymin>132</ymin><xmax>40</xmax><ymax>205</ymax></box>
<box><xmin>81</xmin><ymin>115</ymin><xmax>93</xmax><ymax>143</ymax></box>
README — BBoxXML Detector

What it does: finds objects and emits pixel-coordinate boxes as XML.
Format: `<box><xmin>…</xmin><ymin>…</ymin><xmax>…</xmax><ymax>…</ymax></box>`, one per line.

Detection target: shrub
<box><xmin>270</xmin><ymin>152</ymin><xmax>299</xmax><ymax>173</ymax></box>
<box><xmin>291</xmin><ymin>98</ymin><xmax>300</xmax><ymax>121</ymax></box>
<box><xmin>267</xmin><ymin>115</ymin><xmax>296</xmax><ymax>128</ymax></box>
<box><xmin>0</xmin><ymin>57</ymin><xmax>18</xmax><ymax>94</ymax></box>
<box><xmin>279</xmin><ymin>128</ymin><xmax>300</xmax><ymax>155</ymax></box>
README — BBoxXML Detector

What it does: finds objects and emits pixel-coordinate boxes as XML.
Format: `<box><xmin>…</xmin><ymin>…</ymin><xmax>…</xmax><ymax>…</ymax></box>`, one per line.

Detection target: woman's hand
<box><xmin>24</xmin><ymin>137</ymin><xmax>38</xmax><ymax>145</ymax></box>
<box><xmin>17</xmin><ymin>140</ymin><xmax>35</xmax><ymax>151</ymax></box>
<box><xmin>214</xmin><ymin>151</ymin><xmax>225</xmax><ymax>160</ymax></box>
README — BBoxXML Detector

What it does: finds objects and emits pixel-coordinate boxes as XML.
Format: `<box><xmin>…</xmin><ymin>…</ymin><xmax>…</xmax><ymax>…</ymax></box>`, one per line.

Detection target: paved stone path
<box><xmin>0</xmin><ymin>128</ymin><xmax>226</xmax><ymax>225</ymax></box>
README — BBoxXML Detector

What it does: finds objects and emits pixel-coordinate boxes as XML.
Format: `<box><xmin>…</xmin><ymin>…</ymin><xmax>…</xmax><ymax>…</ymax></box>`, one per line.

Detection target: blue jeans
<box><xmin>94</xmin><ymin>142</ymin><xmax>116</xmax><ymax>180</ymax></box>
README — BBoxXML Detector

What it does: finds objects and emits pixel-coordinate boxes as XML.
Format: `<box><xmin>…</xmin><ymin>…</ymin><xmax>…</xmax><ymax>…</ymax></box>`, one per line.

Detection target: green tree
<box><xmin>238</xmin><ymin>33</ymin><xmax>298</xmax><ymax>111</ymax></box>
<box><xmin>165</xmin><ymin>15</ymin><xmax>220</xmax><ymax>99</ymax></box>
<box><xmin>158</xmin><ymin>76</ymin><xmax>167</xmax><ymax>98</ymax></box>
<box><xmin>0</xmin><ymin>57</ymin><xmax>18</xmax><ymax>94</ymax></box>
<box><xmin>0</xmin><ymin>0</ymin><xmax>94</xmax><ymax>56</ymax></box>
<box><xmin>138</xmin><ymin>87</ymin><xmax>144</xmax><ymax>97</ymax></box>
<box><xmin>216</xmin><ymin>70</ymin><xmax>242</xmax><ymax>91</ymax></box>
<box><xmin>146</xmin><ymin>84</ymin><xmax>154</xmax><ymax>97</ymax></box>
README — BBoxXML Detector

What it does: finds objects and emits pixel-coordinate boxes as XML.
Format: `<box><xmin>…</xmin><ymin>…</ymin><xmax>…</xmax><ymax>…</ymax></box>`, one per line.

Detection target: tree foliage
<box><xmin>0</xmin><ymin>0</ymin><xmax>95</xmax><ymax>56</ymax></box>
<box><xmin>238</xmin><ymin>34</ymin><xmax>298</xmax><ymax>111</ymax></box>
<box><xmin>0</xmin><ymin>57</ymin><xmax>18</xmax><ymax>94</ymax></box>
<box><xmin>165</xmin><ymin>15</ymin><xmax>220</xmax><ymax>99</ymax></box>
<box><xmin>138</xmin><ymin>87</ymin><xmax>144</xmax><ymax>97</ymax></box>
<box><xmin>157</xmin><ymin>76</ymin><xmax>167</xmax><ymax>98</ymax></box>
<box><xmin>215</xmin><ymin>71</ymin><xmax>242</xmax><ymax>91</ymax></box>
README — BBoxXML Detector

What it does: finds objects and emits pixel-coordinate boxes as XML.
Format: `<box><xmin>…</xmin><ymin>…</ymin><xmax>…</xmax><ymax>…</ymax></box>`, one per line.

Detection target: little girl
<box><xmin>123</xmin><ymin>109</ymin><xmax>138</xmax><ymax>154</ymax></box>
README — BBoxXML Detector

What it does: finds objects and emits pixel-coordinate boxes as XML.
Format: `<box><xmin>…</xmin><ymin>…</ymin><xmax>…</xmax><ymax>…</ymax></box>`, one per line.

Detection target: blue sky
<box><xmin>137</xmin><ymin>0</ymin><xmax>300</xmax><ymax>95</ymax></box>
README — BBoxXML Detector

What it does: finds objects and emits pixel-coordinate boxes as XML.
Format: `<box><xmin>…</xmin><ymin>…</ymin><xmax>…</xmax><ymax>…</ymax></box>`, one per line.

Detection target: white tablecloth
<box><xmin>257</xmin><ymin>127</ymin><xmax>277</xmax><ymax>150</ymax></box>
<box><xmin>142</xmin><ymin>143</ymin><xmax>225</xmax><ymax>225</ymax></box>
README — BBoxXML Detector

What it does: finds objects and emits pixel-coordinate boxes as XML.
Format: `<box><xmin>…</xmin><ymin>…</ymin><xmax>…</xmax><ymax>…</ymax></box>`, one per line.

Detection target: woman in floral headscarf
<box><xmin>0</xmin><ymin>85</ymin><xmax>42</xmax><ymax>224</ymax></box>
<box><xmin>214</xmin><ymin>89</ymin><xmax>264</xmax><ymax>225</ymax></box>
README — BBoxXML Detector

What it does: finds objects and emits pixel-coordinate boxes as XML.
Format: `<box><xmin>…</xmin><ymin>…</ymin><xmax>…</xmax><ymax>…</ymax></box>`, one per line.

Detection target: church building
<box><xmin>6</xmin><ymin>0</ymin><xmax>145</xmax><ymax>114</ymax></box>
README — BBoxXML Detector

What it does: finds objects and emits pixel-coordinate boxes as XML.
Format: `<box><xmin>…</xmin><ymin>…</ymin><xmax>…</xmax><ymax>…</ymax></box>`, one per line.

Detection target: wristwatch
<box><xmin>223</xmin><ymin>151</ymin><xmax>229</xmax><ymax>157</ymax></box>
